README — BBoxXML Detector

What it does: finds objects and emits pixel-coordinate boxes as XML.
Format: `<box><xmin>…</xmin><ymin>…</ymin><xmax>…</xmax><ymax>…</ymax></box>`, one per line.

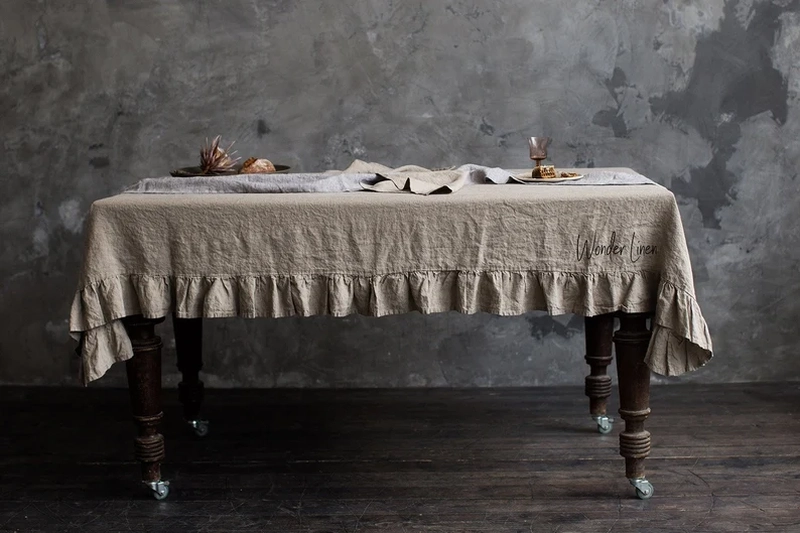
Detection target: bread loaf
<box><xmin>240</xmin><ymin>157</ymin><xmax>276</xmax><ymax>174</ymax></box>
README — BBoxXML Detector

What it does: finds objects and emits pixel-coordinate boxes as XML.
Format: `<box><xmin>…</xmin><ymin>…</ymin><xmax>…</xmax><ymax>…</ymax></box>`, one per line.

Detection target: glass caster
<box><xmin>188</xmin><ymin>419</ymin><xmax>209</xmax><ymax>437</ymax></box>
<box><xmin>592</xmin><ymin>414</ymin><xmax>614</xmax><ymax>434</ymax></box>
<box><xmin>630</xmin><ymin>478</ymin><xmax>654</xmax><ymax>500</ymax></box>
<box><xmin>146</xmin><ymin>480</ymin><xmax>170</xmax><ymax>501</ymax></box>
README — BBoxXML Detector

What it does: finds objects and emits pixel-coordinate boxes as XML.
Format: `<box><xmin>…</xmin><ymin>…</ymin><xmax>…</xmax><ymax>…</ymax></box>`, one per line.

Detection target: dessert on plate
<box><xmin>532</xmin><ymin>165</ymin><xmax>557</xmax><ymax>179</ymax></box>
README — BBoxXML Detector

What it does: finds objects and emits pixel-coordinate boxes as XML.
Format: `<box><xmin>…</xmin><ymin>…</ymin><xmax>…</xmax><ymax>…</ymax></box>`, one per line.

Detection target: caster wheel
<box><xmin>594</xmin><ymin>415</ymin><xmax>613</xmax><ymax>434</ymax></box>
<box><xmin>189</xmin><ymin>419</ymin><xmax>209</xmax><ymax>437</ymax></box>
<box><xmin>597</xmin><ymin>420</ymin><xmax>613</xmax><ymax>435</ymax></box>
<box><xmin>147</xmin><ymin>481</ymin><xmax>170</xmax><ymax>501</ymax></box>
<box><xmin>631</xmin><ymin>479</ymin><xmax>654</xmax><ymax>500</ymax></box>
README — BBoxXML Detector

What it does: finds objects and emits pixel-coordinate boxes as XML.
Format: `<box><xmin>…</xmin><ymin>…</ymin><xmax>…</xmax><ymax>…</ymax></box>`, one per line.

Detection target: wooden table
<box><xmin>74</xmin><ymin>180</ymin><xmax>711</xmax><ymax>501</ymax></box>
<box><xmin>122</xmin><ymin>310</ymin><xmax>654</xmax><ymax>501</ymax></box>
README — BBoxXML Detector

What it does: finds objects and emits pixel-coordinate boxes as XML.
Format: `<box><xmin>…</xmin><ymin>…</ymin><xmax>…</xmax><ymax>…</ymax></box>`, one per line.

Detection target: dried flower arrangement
<box><xmin>200</xmin><ymin>135</ymin><xmax>239</xmax><ymax>175</ymax></box>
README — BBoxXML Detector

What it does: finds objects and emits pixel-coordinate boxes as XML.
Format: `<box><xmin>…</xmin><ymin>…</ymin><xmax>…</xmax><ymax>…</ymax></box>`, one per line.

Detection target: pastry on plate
<box><xmin>532</xmin><ymin>165</ymin><xmax>557</xmax><ymax>179</ymax></box>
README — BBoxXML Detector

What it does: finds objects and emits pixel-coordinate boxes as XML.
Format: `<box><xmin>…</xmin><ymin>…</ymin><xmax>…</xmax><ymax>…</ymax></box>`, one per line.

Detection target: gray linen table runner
<box><xmin>125</xmin><ymin>161</ymin><xmax>654</xmax><ymax>195</ymax></box>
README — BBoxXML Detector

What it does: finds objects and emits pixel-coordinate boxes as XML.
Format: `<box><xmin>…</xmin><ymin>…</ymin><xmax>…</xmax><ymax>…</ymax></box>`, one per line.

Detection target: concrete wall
<box><xmin>2</xmin><ymin>0</ymin><xmax>799</xmax><ymax>387</ymax></box>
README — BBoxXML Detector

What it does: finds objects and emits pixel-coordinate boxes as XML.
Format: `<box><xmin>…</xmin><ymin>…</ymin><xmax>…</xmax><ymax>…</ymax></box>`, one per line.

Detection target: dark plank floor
<box><xmin>1</xmin><ymin>383</ymin><xmax>799</xmax><ymax>532</ymax></box>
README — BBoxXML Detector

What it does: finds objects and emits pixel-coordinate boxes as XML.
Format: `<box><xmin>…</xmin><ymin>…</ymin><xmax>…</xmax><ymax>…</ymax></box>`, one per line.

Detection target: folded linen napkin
<box><xmin>124</xmin><ymin>161</ymin><xmax>654</xmax><ymax>196</ymax></box>
<box><xmin>354</xmin><ymin>161</ymin><xmax>514</xmax><ymax>194</ymax></box>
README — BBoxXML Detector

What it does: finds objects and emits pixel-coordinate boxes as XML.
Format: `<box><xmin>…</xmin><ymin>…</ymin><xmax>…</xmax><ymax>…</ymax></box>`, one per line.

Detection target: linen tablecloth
<box><xmin>70</xmin><ymin>174</ymin><xmax>712</xmax><ymax>383</ymax></box>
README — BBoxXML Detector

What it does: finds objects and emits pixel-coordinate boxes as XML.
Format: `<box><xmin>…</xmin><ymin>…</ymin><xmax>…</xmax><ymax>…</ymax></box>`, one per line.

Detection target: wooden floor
<box><xmin>1</xmin><ymin>383</ymin><xmax>799</xmax><ymax>532</ymax></box>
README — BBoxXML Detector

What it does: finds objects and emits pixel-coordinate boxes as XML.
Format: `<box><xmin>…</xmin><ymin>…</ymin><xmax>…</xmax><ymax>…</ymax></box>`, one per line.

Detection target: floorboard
<box><xmin>1</xmin><ymin>383</ymin><xmax>799</xmax><ymax>532</ymax></box>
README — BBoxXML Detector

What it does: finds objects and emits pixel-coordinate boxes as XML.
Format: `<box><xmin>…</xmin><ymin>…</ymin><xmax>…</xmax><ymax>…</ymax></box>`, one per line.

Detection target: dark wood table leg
<box><xmin>614</xmin><ymin>312</ymin><xmax>654</xmax><ymax>500</ymax></box>
<box><xmin>173</xmin><ymin>316</ymin><xmax>208</xmax><ymax>437</ymax></box>
<box><xmin>123</xmin><ymin>315</ymin><xmax>169</xmax><ymax>500</ymax></box>
<box><xmin>584</xmin><ymin>314</ymin><xmax>615</xmax><ymax>434</ymax></box>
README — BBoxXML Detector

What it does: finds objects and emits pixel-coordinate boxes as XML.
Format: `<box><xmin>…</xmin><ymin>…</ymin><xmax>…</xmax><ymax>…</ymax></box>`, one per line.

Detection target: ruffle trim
<box><xmin>647</xmin><ymin>280</ymin><xmax>713</xmax><ymax>376</ymax></box>
<box><xmin>69</xmin><ymin>271</ymin><xmax>713</xmax><ymax>383</ymax></box>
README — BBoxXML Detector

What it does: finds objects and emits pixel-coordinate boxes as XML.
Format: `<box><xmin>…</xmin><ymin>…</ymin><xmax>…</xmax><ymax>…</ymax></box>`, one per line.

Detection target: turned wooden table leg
<box><xmin>173</xmin><ymin>315</ymin><xmax>208</xmax><ymax>437</ymax></box>
<box><xmin>584</xmin><ymin>314</ymin><xmax>615</xmax><ymax>434</ymax></box>
<box><xmin>614</xmin><ymin>312</ymin><xmax>654</xmax><ymax>499</ymax></box>
<box><xmin>123</xmin><ymin>315</ymin><xmax>170</xmax><ymax>500</ymax></box>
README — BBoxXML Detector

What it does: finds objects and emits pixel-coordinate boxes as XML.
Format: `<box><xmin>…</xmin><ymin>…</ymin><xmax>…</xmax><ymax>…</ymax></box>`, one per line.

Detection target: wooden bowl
<box><xmin>170</xmin><ymin>164</ymin><xmax>291</xmax><ymax>177</ymax></box>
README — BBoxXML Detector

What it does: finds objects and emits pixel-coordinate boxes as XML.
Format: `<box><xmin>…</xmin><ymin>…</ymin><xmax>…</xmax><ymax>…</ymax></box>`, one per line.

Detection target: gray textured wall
<box><xmin>2</xmin><ymin>0</ymin><xmax>799</xmax><ymax>387</ymax></box>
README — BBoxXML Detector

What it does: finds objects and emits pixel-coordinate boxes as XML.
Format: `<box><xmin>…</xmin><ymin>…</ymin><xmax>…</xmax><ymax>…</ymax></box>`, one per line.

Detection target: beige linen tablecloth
<box><xmin>70</xmin><ymin>176</ymin><xmax>712</xmax><ymax>383</ymax></box>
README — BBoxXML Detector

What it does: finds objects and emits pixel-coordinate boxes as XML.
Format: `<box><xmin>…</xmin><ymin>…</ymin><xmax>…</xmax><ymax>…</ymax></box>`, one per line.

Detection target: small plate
<box><xmin>170</xmin><ymin>164</ymin><xmax>291</xmax><ymax>177</ymax></box>
<box><xmin>516</xmin><ymin>173</ymin><xmax>584</xmax><ymax>183</ymax></box>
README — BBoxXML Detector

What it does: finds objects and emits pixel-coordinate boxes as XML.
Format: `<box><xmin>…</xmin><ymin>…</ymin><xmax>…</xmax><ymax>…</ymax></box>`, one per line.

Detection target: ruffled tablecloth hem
<box><xmin>70</xmin><ymin>270</ymin><xmax>713</xmax><ymax>384</ymax></box>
